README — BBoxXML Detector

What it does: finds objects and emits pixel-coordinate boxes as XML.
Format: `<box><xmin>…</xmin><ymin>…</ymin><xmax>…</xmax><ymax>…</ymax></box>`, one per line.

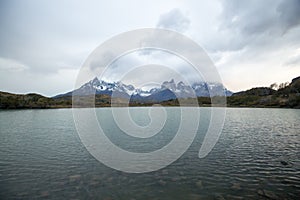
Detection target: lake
<box><xmin>0</xmin><ymin>107</ymin><xmax>299</xmax><ymax>199</ymax></box>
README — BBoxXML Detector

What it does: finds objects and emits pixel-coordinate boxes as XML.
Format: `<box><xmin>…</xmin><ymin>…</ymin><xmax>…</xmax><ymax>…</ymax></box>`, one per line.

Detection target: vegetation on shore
<box><xmin>1</xmin><ymin>76</ymin><xmax>299</xmax><ymax>109</ymax></box>
<box><xmin>227</xmin><ymin>76</ymin><xmax>300</xmax><ymax>108</ymax></box>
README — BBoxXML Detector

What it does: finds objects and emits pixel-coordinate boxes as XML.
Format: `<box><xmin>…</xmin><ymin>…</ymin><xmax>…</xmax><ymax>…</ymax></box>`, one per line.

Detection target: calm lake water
<box><xmin>0</xmin><ymin>107</ymin><xmax>299</xmax><ymax>199</ymax></box>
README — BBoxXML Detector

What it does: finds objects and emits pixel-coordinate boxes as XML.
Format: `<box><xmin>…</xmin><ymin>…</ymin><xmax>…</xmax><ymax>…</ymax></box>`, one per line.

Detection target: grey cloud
<box><xmin>220</xmin><ymin>0</ymin><xmax>277</xmax><ymax>35</ymax></box>
<box><xmin>101</xmin><ymin>49</ymin><xmax>204</xmax><ymax>86</ymax></box>
<box><xmin>156</xmin><ymin>9</ymin><xmax>190</xmax><ymax>32</ymax></box>
<box><xmin>277</xmin><ymin>0</ymin><xmax>300</xmax><ymax>33</ymax></box>
<box><xmin>207</xmin><ymin>0</ymin><xmax>300</xmax><ymax>53</ymax></box>
<box><xmin>285</xmin><ymin>54</ymin><xmax>300</xmax><ymax>67</ymax></box>
<box><xmin>0</xmin><ymin>0</ymin><xmax>93</xmax><ymax>74</ymax></box>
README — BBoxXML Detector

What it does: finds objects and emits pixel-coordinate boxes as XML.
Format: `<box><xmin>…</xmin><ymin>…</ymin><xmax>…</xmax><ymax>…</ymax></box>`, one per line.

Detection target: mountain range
<box><xmin>1</xmin><ymin>76</ymin><xmax>299</xmax><ymax>109</ymax></box>
<box><xmin>55</xmin><ymin>78</ymin><xmax>233</xmax><ymax>102</ymax></box>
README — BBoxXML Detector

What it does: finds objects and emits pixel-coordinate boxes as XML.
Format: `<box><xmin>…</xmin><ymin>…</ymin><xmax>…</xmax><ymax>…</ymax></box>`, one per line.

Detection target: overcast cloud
<box><xmin>0</xmin><ymin>0</ymin><xmax>299</xmax><ymax>96</ymax></box>
<box><xmin>157</xmin><ymin>8</ymin><xmax>190</xmax><ymax>32</ymax></box>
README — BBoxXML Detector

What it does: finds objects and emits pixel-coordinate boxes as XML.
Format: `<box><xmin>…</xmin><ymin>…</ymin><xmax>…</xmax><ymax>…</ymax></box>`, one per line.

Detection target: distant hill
<box><xmin>0</xmin><ymin>91</ymin><xmax>71</xmax><ymax>109</ymax></box>
<box><xmin>227</xmin><ymin>76</ymin><xmax>300</xmax><ymax>108</ymax></box>
<box><xmin>232</xmin><ymin>87</ymin><xmax>275</xmax><ymax>96</ymax></box>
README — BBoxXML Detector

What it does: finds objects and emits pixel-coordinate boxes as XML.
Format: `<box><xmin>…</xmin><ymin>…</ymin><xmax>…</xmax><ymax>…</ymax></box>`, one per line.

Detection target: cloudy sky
<box><xmin>0</xmin><ymin>0</ymin><xmax>300</xmax><ymax>96</ymax></box>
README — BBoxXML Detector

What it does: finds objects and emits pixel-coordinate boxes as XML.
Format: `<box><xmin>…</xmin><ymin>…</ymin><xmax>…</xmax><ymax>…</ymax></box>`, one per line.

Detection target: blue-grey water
<box><xmin>0</xmin><ymin>107</ymin><xmax>299</xmax><ymax>199</ymax></box>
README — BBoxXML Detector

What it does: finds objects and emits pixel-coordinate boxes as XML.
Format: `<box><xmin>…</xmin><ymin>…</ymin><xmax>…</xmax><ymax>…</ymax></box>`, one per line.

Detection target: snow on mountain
<box><xmin>55</xmin><ymin>77</ymin><xmax>232</xmax><ymax>101</ymax></box>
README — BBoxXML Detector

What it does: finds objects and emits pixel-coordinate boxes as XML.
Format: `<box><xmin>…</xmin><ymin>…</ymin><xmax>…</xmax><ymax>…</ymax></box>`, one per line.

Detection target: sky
<box><xmin>0</xmin><ymin>0</ymin><xmax>300</xmax><ymax>96</ymax></box>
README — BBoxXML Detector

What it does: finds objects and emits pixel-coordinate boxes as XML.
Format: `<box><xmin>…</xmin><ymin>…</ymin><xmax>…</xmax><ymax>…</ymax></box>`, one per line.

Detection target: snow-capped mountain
<box><xmin>55</xmin><ymin>77</ymin><xmax>232</xmax><ymax>102</ymax></box>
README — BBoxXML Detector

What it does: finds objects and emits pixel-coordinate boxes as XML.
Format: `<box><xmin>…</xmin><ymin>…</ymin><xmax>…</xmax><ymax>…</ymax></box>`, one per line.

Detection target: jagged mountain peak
<box><xmin>89</xmin><ymin>77</ymin><xmax>100</xmax><ymax>86</ymax></box>
<box><xmin>56</xmin><ymin>78</ymin><xmax>232</xmax><ymax>101</ymax></box>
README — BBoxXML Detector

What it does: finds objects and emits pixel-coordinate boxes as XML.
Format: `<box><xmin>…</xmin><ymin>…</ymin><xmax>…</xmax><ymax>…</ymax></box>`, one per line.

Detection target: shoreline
<box><xmin>1</xmin><ymin>104</ymin><xmax>299</xmax><ymax>110</ymax></box>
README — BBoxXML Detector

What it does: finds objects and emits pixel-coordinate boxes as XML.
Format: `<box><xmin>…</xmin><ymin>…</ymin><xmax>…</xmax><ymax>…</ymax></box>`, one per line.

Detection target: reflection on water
<box><xmin>0</xmin><ymin>108</ymin><xmax>299</xmax><ymax>199</ymax></box>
